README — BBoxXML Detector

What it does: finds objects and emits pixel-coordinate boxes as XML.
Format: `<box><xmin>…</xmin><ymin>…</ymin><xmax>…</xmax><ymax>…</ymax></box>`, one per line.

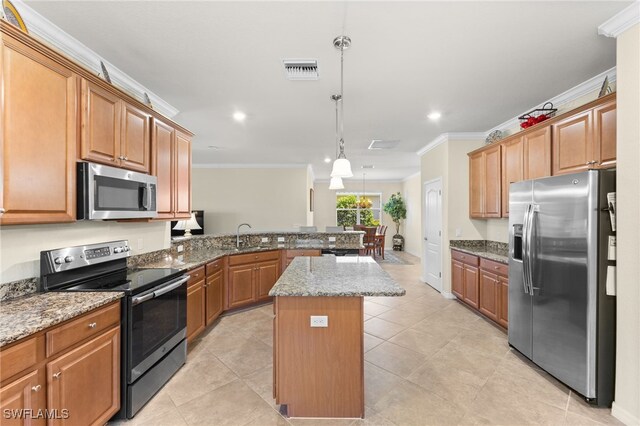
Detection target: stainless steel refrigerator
<box><xmin>508</xmin><ymin>170</ymin><xmax>616</xmax><ymax>406</ymax></box>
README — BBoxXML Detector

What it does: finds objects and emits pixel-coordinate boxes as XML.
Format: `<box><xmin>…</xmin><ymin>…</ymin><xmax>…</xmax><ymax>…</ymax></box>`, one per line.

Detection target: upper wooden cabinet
<box><xmin>80</xmin><ymin>80</ymin><xmax>151</xmax><ymax>173</ymax></box>
<box><xmin>469</xmin><ymin>144</ymin><xmax>501</xmax><ymax>218</ymax></box>
<box><xmin>152</xmin><ymin>119</ymin><xmax>192</xmax><ymax>220</ymax></box>
<box><xmin>0</xmin><ymin>31</ymin><xmax>77</xmax><ymax>225</ymax></box>
<box><xmin>552</xmin><ymin>96</ymin><xmax>616</xmax><ymax>175</ymax></box>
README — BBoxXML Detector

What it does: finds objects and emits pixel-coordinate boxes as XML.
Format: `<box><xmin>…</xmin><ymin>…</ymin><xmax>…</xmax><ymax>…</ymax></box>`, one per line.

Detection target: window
<box><xmin>336</xmin><ymin>193</ymin><xmax>382</xmax><ymax>227</ymax></box>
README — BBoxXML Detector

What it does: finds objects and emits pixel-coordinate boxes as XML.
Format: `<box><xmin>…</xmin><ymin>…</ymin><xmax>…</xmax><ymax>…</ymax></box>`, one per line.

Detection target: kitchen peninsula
<box><xmin>270</xmin><ymin>256</ymin><xmax>405</xmax><ymax>418</ymax></box>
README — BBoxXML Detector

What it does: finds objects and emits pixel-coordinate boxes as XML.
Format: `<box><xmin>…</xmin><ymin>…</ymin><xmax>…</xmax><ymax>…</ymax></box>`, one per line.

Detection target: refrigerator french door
<box><xmin>508</xmin><ymin>170</ymin><xmax>615</xmax><ymax>406</ymax></box>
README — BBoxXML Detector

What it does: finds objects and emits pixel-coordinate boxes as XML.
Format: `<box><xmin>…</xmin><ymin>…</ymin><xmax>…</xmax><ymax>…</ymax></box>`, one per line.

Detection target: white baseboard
<box><xmin>441</xmin><ymin>292</ymin><xmax>457</xmax><ymax>300</ymax></box>
<box><xmin>612</xmin><ymin>402</ymin><xmax>640</xmax><ymax>426</ymax></box>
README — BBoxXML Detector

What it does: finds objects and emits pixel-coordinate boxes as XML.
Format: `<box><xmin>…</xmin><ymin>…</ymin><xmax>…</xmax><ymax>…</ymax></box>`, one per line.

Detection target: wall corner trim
<box><xmin>440</xmin><ymin>292</ymin><xmax>457</xmax><ymax>300</ymax></box>
<box><xmin>611</xmin><ymin>401</ymin><xmax>640</xmax><ymax>426</ymax></box>
<box><xmin>11</xmin><ymin>0</ymin><xmax>179</xmax><ymax>118</ymax></box>
<box><xmin>598</xmin><ymin>1</ymin><xmax>640</xmax><ymax>38</ymax></box>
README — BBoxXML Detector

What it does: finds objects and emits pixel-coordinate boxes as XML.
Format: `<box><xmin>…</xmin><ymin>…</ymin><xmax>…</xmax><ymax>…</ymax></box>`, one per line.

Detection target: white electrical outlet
<box><xmin>278</xmin><ymin>237</ymin><xmax>285</xmax><ymax>242</ymax></box>
<box><xmin>177</xmin><ymin>245</ymin><xmax>184</xmax><ymax>253</ymax></box>
<box><xmin>328</xmin><ymin>237</ymin><xmax>336</xmax><ymax>242</ymax></box>
<box><xmin>310</xmin><ymin>315</ymin><xmax>328</xmax><ymax>327</ymax></box>
<box><xmin>455</xmin><ymin>228</ymin><xmax>462</xmax><ymax>237</ymax></box>
<box><xmin>261</xmin><ymin>237</ymin><xmax>269</xmax><ymax>243</ymax></box>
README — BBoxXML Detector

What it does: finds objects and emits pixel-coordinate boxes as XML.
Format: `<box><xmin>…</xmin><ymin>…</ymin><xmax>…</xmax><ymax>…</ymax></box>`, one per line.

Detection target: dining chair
<box><xmin>362</xmin><ymin>227</ymin><xmax>377</xmax><ymax>257</ymax></box>
<box><xmin>375</xmin><ymin>225</ymin><xmax>387</xmax><ymax>259</ymax></box>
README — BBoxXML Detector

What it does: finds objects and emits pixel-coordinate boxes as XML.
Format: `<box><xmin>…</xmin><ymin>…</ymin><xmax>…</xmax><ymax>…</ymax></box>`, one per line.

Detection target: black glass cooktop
<box><xmin>64</xmin><ymin>268</ymin><xmax>183</xmax><ymax>295</ymax></box>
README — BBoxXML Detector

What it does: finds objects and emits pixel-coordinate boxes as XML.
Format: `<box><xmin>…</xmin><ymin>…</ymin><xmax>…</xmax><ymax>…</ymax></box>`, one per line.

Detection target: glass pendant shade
<box><xmin>329</xmin><ymin>176</ymin><xmax>345</xmax><ymax>190</ymax></box>
<box><xmin>330</xmin><ymin>158</ymin><xmax>353</xmax><ymax>178</ymax></box>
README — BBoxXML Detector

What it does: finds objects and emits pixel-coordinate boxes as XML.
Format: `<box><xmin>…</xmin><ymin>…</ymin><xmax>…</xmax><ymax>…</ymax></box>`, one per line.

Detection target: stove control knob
<box><xmin>124</xmin><ymin>246</ymin><xmax>130</xmax><ymax>252</ymax></box>
<box><xmin>114</xmin><ymin>247</ymin><xmax>123</xmax><ymax>254</ymax></box>
<box><xmin>54</xmin><ymin>257</ymin><xmax>64</xmax><ymax>265</ymax></box>
<box><xmin>64</xmin><ymin>256</ymin><xmax>74</xmax><ymax>263</ymax></box>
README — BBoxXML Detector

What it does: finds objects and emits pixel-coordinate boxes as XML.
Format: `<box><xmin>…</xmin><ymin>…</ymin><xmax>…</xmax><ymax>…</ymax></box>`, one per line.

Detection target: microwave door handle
<box><xmin>141</xmin><ymin>184</ymin><xmax>151</xmax><ymax>210</ymax></box>
<box><xmin>153</xmin><ymin>276</ymin><xmax>190</xmax><ymax>297</ymax></box>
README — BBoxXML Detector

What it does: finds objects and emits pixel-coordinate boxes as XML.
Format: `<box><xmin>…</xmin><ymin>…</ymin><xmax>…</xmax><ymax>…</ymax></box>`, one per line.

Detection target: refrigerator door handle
<box><xmin>527</xmin><ymin>205</ymin><xmax>538</xmax><ymax>296</ymax></box>
<box><xmin>522</xmin><ymin>204</ymin><xmax>532</xmax><ymax>295</ymax></box>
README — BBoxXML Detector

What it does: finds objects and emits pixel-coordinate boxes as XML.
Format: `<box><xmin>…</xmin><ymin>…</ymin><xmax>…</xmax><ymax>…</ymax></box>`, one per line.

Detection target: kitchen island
<box><xmin>269</xmin><ymin>255</ymin><xmax>405</xmax><ymax>418</ymax></box>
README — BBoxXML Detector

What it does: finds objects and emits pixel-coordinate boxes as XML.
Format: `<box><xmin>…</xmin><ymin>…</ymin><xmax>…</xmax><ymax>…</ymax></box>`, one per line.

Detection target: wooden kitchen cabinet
<box><xmin>501</xmin><ymin>137</ymin><xmax>523</xmax><ymax>217</ymax></box>
<box><xmin>0</xmin><ymin>29</ymin><xmax>77</xmax><ymax>225</ymax></box>
<box><xmin>498</xmin><ymin>275</ymin><xmax>509</xmax><ymax>328</ymax></box>
<box><xmin>593</xmin><ymin>99</ymin><xmax>617</xmax><ymax>169</ymax></box>
<box><xmin>152</xmin><ymin>118</ymin><xmax>191</xmax><ymax>220</ymax></box>
<box><xmin>228</xmin><ymin>251</ymin><xmax>281</xmax><ymax>309</ymax></box>
<box><xmin>450</xmin><ymin>250</ymin><xmax>479</xmax><ymax>308</ymax></box>
<box><xmin>228</xmin><ymin>264</ymin><xmax>257</xmax><ymax>309</ymax></box>
<box><xmin>256</xmin><ymin>260</ymin><xmax>280</xmax><ymax>301</ymax></box>
<box><xmin>479</xmin><ymin>271</ymin><xmax>499</xmax><ymax>322</ymax></box>
<box><xmin>0</xmin><ymin>369</ymin><xmax>46</xmax><ymax>426</ymax></box>
<box><xmin>120</xmin><ymin>103</ymin><xmax>151</xmax><ymax>173</ymax></box>
<box><xmin>463</xmin><ymin>264</ymin><xmax>480</xmax><ymax>308</ymax></box>
<box><xmin>205</xmin><ymin>260</ymin><xmax>225</xmax><ymax>325</ymax></box>
<box><xmin>451</xmin><ymin>260</ymin><xmax>465</xmax><ymax>300</ymax></box>
<box><xmin>468</xmin><ymin>145</ymin><xmax>501</xmax><ymax>218</ymax></box>
<box><xmin>47</xmin><ymin>326</ymin><xmax>120</xmax><ymax>426</ymax></box>
<box><xmin>186</xmin><ymin>268</ymin><xmax>206</xmax><ymax>343</ymax></box>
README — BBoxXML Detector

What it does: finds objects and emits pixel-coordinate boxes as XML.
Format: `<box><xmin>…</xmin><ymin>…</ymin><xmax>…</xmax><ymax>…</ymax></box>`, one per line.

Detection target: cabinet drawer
<box><xmin>46</xmin><ymin>302</ymin><xmax>120</xmax><ymax>357</ymax></box>
<box><xmin>188</xmin><ymin>266</ymin><xmax>205</xmax><ymax>286</ymax></box>
<box><xmin>451</xmin><ymin>250</ymin><xmax>479</xmax><ymax>266</ymax></box>
<box><xmin>205</xmin><ymin>258</ymin><xmax>224</xmax><ymax>275</ymax></box>
<box><xmin>0</xmin><ymin>335</ymin><xmax>45</xmax><ymax>383</ymax></box>
<box><xmin>229</xmin><ymin>250</ymin><xmax>279</xmax><ymax>266</ymax></box>
<box><xmin>480</xmin><ymin>258</ymin><xmax>509</xmax><ymax>277</ymax></box>
<box><xmin>286</xmin><ymin>249</ymin><xmax>321</xmax><ymax>259</ymax></box>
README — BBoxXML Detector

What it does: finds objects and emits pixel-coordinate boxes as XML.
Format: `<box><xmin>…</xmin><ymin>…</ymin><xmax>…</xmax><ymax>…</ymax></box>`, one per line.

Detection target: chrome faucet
<box><xmin>236</xmin><ymin>223</ymin><xmax>252</xmax><ymax>248</ymax></box>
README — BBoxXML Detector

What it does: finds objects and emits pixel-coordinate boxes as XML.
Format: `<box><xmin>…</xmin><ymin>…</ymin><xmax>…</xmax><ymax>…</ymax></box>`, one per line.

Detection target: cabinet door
<box><xmin>479</xmin><ymin>271</ymin><xmax>499</xmax><ymax>322</ymax></box>
<box><xmin>523</xmin><ymin>126</ymin><xmax>551</xmax><ymax>180</ymax></box>
<box><xmin>483</xmin><ymin>145</ymin><xmax>501</xmax><ymax>218</ymax></box>
<box><xmin>462</xmin><ymin>265</ymin><xmax>479</xmax><ymax>308</ymax></box>
<box><xmin>501</xmin><ymin>138</ymin><xmax>523</xmax><ymax>217</ymax></box>
<box><xmin>186</xmin><ymin>279</ymin><xmax>206</xmax><ymax>343</ymax></box>
<box><xmin>174</xmin><ymin>131</ymin><xmax>192</xmax><ymax>219</ymax></box>
<box><xmin>0</xmin><ymin>37</ymin><xmax>77</xmax><ymax>224</ymax></box>
<box><xmin>120</xmin><ymin>103</ymin><xmax>150</xmax><ymax>173</ymax></box>
<box><xmin>151</xmin><ymin>118</ymin><xmax>175</xmax><ymax>219</ymax></box>
<box><xmin>47</xmin><ymin>327</ymin><xmax>119</xmax><ymax>426</ymax></box>
<box><xmin>256</xmin><ymin>260</ymin><xmax>280</xmax><ymax>301</ymax></box>
<box><xmin>593</xmin><ymin>100</ymin><xmax>616</xmax><ymax>169</ymax></box>
<box><xmin>0</xmin><ymin>369</ymin><xmax>46</xmax><ymax>426</ymax></box>
<box><xmin>228</xmin><ymin>264</ymin><xmax>256</xmax><ymax>309</ymax></box>
<box><xmin>552</xmin><ymin>110</ymin><xmax>593</xmax><ymax>175</ymax></box>
<box><xmin>81</xmin><ymin>80</ymin><xmax>121</xmax><ymax>165</ymax></box>
<box><xmin>451</xmin><ymin>260</ymin><xmax>464</xmax><ymax>299</ymax></box>
<box><xmin>498</xmin><ymin>275</ymin><xmax>509</xmax><ymax>328</ymax></box>
<box><xmin>205</xmin><ymin>269</ymin><xmax>224</xmax><ymax>325</ymax></box>
<box><xmin>468</xmin><ymin>152</ymin><xmax>484</xmax><ymax>218</ymax></box>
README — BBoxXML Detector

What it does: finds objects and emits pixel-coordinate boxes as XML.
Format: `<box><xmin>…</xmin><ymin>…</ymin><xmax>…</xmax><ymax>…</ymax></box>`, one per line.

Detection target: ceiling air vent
<box><xmin>368</xmin><ymin>140</ymin><xmax>400</xmax><ymax>150</ymax></box>
<box><xmin>283</xmin><ymin>59</ymin><xmax>319</xmax><ymax>80</ymax></box>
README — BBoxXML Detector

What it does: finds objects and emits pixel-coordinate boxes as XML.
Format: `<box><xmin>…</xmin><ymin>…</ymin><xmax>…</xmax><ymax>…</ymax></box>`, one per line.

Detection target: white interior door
<box><xmin>423</xmin><ymin>179</ymin><xmax>443</xmax><ymax>291</ymax></box>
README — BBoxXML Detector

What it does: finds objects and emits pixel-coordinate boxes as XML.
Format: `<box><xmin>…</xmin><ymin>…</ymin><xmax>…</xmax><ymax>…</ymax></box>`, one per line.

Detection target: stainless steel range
<box><xmin>40</xmin><ymin>240</ymin><xmax>189</xmax><ymax>419</ymax></box>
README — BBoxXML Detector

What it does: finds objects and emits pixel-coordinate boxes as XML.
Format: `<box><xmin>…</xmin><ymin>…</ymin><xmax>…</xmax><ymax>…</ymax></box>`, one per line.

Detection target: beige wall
<box><xmin>612</xmin><ymin>23</ymin><xmax>640</xmax><ymax>426</ymax></box>
<box><xmin>0</xmin><ymin>221</ymin><xmax>169</xmax><ymax>283</ymax></box>
<box><xmin>485</xmin><ymin>218</ymin><xmax>509</xmax><ymax>243</ymax></box>
<box><xmin>192</xmin><ymin>167</ymin><xmax>309</xmax><ymax>234</ymax></box>
<box><xmin>313</xmin><ymin>179</ymin><xmax>403</xmax><ymax>249</ymax></box>
<box><xmin>402</xmin><ymin>173</ymin><xmax>422</xmax><ymax>258</ymax></box>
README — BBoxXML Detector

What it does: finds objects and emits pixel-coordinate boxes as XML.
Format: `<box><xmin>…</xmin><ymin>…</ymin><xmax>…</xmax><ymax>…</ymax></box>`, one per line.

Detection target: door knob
<box><xmin>88</xmin><ymin>322</ymin><xmax>97</xmax><ymax>328</ymax></box>
<box><xmin>31</xmin><ymin>385</ymin><xmax>41</xmax><ymax>392</ymax></box>
<box><xmin>53</xmin><ymin>372</ymin><xmax>62</xmax><ymax>379</ymax></box>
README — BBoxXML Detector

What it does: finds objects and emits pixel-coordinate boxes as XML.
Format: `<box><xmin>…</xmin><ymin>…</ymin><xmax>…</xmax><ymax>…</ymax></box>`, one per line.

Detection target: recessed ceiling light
<box><xmin>233</xmin><ymin>111</ymin><xmax>247</xmax><ymax>122</ymax></box>
<box><xmin>427</xmin><ymin>112</ymin><xmax>442</xmax><ymax>120</ymax></box>
<box><xmin>324</xmin><ymin>157</ymin><xmax>332</xmax><ymax>163</ymax></box>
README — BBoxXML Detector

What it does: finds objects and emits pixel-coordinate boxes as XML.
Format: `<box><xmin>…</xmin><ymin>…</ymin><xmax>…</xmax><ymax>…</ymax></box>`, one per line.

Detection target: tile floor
<box><xmin>112</xmin><ymin>252</ymin><xmax>622</xmax><ymax>426</ymax></box>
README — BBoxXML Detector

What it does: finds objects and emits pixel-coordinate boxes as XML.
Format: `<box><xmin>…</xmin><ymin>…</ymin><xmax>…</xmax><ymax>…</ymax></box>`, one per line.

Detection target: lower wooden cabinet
<box><xmin>186</xmin><ymin>272</ymin><xmax>206</xmax><ymax>343</ymax></box>
<box><xmin>47</xmin><ymin>327</ymin><xmax>120</xmax><ymax>426</ymax></box>
<box><xmin>228</xmin><ymin>251</ymin><xmax>281</xmax><ymax>309</ymax></box>
<box><xmin>228</xmin><ymin>264</ymin><xmax>256</xmax><ymax>309</ymax></box>
<box><xmin>0</xmin><ymin>301</ymin><xmax>121</xmax><ymax>426</ymax></box>
<box><xmin>186</xmin><ymin>261</ymin><xmax>226</xmax><ymax>343</ymax></box>
<box><xmin>451</xmin><ymin>250</ymin><xmax>509</xmax><ymax>328</ymax></box>
<box><xmin>205</xmin><ymin>265</ymin><xmax>225</xmax><ymax>325</ymax></box>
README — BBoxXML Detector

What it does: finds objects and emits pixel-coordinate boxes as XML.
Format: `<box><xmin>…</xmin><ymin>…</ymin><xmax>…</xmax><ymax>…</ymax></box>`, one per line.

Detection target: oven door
<box><xmin>78</xmin><ymin>162</ymin><xmax>158</xmax><ymax>220</ymax></box>
<box><xmin>127</xmin><ymin>275</ymin><xmax>188</xmax><ymax>383</ymax></box>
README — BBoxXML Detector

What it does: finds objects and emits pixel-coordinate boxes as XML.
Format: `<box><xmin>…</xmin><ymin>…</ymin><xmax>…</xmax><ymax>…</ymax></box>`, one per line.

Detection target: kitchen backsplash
<box><xmin>449</xmin><ymin>239</ymin><xmax>508</xmax><ymax>257</ymax></box>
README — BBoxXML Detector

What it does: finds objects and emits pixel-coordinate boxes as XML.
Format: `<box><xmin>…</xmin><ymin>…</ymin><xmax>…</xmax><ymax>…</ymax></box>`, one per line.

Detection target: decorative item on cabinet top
<box><xmin>518</xmin><ymin>102</ymin><xmax>557</xmax><ymax>129</ymax></box>
<box><xmin>485</xmin><ymin>130</ymin><xmax>503</xmax><ymax>145</ymax></box>
<box><xmin>2</xmin><ymin>0</ymin><xmax>27</xmax><ymax>33</ymax></box>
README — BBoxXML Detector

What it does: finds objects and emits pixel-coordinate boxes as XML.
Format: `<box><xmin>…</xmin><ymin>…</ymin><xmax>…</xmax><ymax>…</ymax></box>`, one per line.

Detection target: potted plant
<box><xmin>383</xmin><ymin>192</ymin><xmax>407</xmax><ymax>251</ymax></box>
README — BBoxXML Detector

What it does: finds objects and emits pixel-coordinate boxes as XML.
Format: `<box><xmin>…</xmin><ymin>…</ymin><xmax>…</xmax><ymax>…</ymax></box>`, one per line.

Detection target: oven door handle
<box><xmin>153</xmin><ymin>276</ymin><xmax>189</xmax><ymax>297</ymax></box>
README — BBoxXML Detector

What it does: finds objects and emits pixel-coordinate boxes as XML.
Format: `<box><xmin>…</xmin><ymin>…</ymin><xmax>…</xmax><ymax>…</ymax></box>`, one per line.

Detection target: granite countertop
<box><xmin>449</xmin><ymin>240</ymin><xmax>509</xmax><ymax>265</ymax></box>
<box><xmin>135</xmin><ymin>244</ymin><xmax>358</xmax><ymax>271</ymax></box>
<box><xmin>0</xmin><ymin>292</ymin><xmax>123</xmax><ymax>348</ymax></box>
<box><xmin>269</xmin><ymin>256</ymin><xmax>406</xmax><ymax>297</ymax></box>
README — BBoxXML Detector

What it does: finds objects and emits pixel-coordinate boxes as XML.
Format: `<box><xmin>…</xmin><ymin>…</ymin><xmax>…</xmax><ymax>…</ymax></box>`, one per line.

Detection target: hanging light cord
<box><xmin>338</xmin><ymin>42</ymin><xmax>346</xmax><ymax>159</ymax></box>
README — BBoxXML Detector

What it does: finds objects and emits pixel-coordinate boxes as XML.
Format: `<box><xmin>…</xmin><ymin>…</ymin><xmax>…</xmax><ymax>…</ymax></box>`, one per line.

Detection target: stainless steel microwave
<box><xmin>77</xmin><ymin>162</ymin><xmax>157</xmax><ymax>220</ymax></box>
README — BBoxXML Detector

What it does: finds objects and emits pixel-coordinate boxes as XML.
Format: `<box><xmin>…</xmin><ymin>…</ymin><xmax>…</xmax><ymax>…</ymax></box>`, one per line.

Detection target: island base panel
<box><xmin>274</xmin><ymin>296</ymin><xmax>364</xmax><ymax>418</ymax></box>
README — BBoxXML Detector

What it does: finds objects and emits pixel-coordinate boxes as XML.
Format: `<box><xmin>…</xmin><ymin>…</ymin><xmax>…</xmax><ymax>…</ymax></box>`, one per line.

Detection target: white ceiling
<box><xmin>26</xmin><ymin>1</ymin><xmax>628</xmax><ymax>180</ymax></box>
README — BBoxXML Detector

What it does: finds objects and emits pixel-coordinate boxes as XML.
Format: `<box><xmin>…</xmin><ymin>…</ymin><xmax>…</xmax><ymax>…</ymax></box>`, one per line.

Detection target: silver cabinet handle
<box><xmin>124</xmin><ymin>157</ymin><xmax>128</xmax><ymax>161</ymax></box>
<box><xmin>53</xmin><ymin>372</ymin><xmax>62</xmax><ymax>379</ymax></box>
<box><xmin>88</xmin><ymin>322</ymin><xmax>97</xmax><ymax>328</ymax></box>
<box><xmin>109</xmin><ymin>158</ymin><xmax>116</xmax><ymax>161</ymax></box>
<box><xmin>0</xmin><ymin>208</ymin><xmax>5</xmax><ymax>213</ymax></box>
<box><xmin>32</xmin><ymin>385</ymin><xmax>41</xmax><ymax>392</ymax></box>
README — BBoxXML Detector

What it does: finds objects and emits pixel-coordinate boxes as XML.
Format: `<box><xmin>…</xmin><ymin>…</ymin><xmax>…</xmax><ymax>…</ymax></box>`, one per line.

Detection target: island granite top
<box><xmin>269</xmin><ymin>255</ymin><xmax>406</xmax><ymax>297</ymax></box>
<box><xmin>0</xmin><ymin>291</ymin><xmax>123</xmax><ymax>348</ymax></box>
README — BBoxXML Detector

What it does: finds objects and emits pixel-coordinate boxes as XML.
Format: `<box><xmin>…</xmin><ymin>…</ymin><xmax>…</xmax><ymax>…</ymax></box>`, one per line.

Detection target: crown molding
<box><xmin>12</xmin><ymin>0</ymin><xmax>179</xmax><ymax>118</ymax></box>
<box><xmin>402</xmin><ymin>171</ymin><xmax>421</xmax><ymax>182</ymax></box>
<box><xmin>192</xmin><ymin>163</ymin><xmax>309</xmax><ymax>169</ymax></box>
<box><xmin>598</xmin><ymin>1</ymin><xmax>640</xmax><ymax>38</ymax></box>
<box><xmin>307</xmin><ymin>164</ymin><xmax>316</xmax><ymax>182</ymax></box>
<box><xmin>416</xmin><ymin>132</ymin><xmax>485</xmax><ymax>156</ymax></box>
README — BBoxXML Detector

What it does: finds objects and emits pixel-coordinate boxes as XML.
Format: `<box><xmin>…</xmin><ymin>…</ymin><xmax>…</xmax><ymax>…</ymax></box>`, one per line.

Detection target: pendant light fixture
<box><xmin>330</xmin><ymin>35</ymin><xmax>353</xmax><ymax>179</ymax></box>
<box><xmin>329</xmin><ymin>94</ymin><xmax>345</xmax><ymax>190</ymax></box>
